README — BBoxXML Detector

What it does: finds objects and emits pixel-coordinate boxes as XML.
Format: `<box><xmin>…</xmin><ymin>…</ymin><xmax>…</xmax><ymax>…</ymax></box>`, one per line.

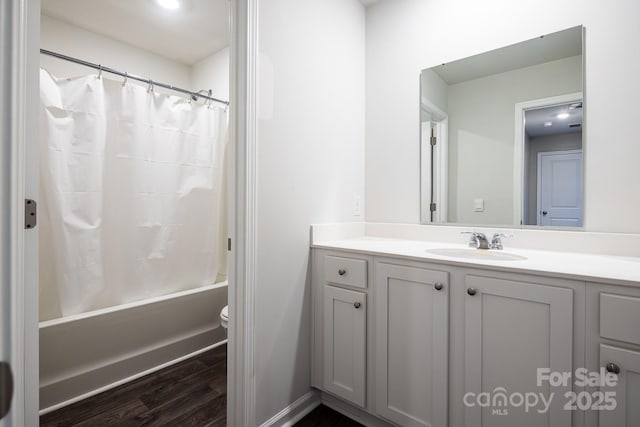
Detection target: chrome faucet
<box><xmin>490</xmin><ymin>233</ymin><xmax>512</xmax><ymax>250</ymax></box>
<box><xmin>462</xmin><ymin>232</ymin><xmax>490</xmax><ymax>249</ymax></box>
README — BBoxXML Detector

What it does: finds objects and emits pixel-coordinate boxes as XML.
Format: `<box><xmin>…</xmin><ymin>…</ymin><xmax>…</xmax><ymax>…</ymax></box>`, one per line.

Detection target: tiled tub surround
<box><xmin>310</xmin><ymin>223</ymin><xmax>640</xmax><ymax>427</ymax></box>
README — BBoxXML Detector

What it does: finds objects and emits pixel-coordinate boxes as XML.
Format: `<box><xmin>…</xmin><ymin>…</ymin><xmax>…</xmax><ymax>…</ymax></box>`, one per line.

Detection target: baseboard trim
<box><xmin>321</xmin><ymin>392</ymin><xmax>395</xmax><ymax>427</ymax></box>
<box><xmin>39</xmin><ymin>339</ymin><xmax>228</xmax><ymax>416</ymax></box>
<box><xmin>259</xmin><ymin>390</ymin><xmax>321</xmax><ymax>427</ymax></box>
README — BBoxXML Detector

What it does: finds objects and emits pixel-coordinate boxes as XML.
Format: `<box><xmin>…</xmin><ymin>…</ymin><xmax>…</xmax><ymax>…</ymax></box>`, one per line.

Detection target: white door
<box><xmin>537</xmin><ymin>149</ymin><xmax>583</xmax><ymax>226</ymax></box>
<box><xmin>599</xmin><ymin>344</ymin><xmax>640</xmax><ymax>426</ymax></box>
<box><xmin>323</xmin><ymin>285</ymin><xmax>366</xmax><ymax>407</ymax></box>
<box><xmin>375</xmin><ymin>262</ymin><xmax>449</xmax><ymax>427</ymax></box>
<box><xmin>464</xmin><ymin>275</ymin><xmax>573</xmax><ymax>427</ymax></box>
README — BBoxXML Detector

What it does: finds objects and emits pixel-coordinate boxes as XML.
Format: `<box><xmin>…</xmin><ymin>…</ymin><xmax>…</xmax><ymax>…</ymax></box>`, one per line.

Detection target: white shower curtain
<box><xmin>39</xmin><ymin>69</ymin><xmax>228</xmax><ymax>320</ymax></box>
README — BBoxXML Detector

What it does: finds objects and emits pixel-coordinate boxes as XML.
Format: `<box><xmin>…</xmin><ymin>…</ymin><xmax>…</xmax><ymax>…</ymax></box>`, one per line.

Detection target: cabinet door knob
<box><xmin>606</xmin><ymin>363</ymin><xmax>620</xmax><ymax>374</ymax></box>
<box><xmin>434</xmin><ymin>282</ymin><xmax>443</xmax><ymax>291</ymax></box>
<box><xmin>338</xmin><ymin>269</ymin><xmax>346</xmax><ymax>276</ymax></box>
<box><xmin>354</xmin><ymin>302</ymin><xmax>361</xmax><ymax>309</ymax></box>
<box><xmin>467</xmin><ymin>287</ymin><xmax>477</xmax><ymax>296</ymax></box>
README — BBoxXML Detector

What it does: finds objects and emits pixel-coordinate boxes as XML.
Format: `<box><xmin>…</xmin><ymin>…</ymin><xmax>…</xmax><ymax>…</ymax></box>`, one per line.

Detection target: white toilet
<box><xmin>220</xmin><ymin>305</ymin><xmax>229</xmax><ymax>332</ymax></box>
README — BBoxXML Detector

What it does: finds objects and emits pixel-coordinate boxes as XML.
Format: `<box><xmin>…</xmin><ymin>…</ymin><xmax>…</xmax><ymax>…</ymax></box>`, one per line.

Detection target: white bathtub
<box><xmin>39</xmin><ymin>282</ymin><xmax>228</xmax><ymax>414</ymax></box>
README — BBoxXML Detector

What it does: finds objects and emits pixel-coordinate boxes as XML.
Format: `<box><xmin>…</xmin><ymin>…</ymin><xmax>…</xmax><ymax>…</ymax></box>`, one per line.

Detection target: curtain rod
<box><xmin>40</xmin><ymin>49</ymin><xmax>230</xmax><ymax>106</ymax></box>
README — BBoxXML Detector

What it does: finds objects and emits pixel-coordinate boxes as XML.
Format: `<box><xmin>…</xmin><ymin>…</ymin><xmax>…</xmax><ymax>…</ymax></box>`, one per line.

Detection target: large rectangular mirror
<box><xmin>420</xmin><ymin>26</ymin><xmax>584</xmax><ymax>228</ymax></box>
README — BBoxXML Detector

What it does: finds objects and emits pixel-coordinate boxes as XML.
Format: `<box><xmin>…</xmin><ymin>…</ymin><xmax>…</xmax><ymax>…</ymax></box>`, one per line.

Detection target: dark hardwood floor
<box><xmin>40</xmin><ymin>344</ymin><xmax>227</xmax><ymax>427</ymax></box>
<box><xmin>294</xmin><ymin>405</ymin><xmax>363</xmax><ymax>427</ymax></box>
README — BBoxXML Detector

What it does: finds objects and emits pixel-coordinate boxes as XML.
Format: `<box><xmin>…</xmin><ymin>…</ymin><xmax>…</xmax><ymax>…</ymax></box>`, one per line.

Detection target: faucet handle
<box><xmin>461</xmin><ymin>231</ymin><xmax>479</xmax><ymax>248</ymax></box>
<box><xmin>490</xmin><ymin>233</ymin><xmax>513</xmax><ymax>250</ymax></box>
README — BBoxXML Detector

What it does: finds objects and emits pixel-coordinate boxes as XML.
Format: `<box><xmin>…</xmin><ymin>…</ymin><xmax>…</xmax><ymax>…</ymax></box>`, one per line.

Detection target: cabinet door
<box><xmin>600</xmin><ymin>344</ymin><xmax>640</xmax><ymax>426</ymax></box>
<box><xmin>323</xmin><ymin>285</ymin><xmax>366</xmax><ymax>407</ymax></box>
<box><xmin>375</xmin><ymin>263</ymin><xmax>449</xmax><ymax>427</ymax></box>
<box><xmin>464</xmin><ymin>275</ymin><xmax>573</xmax><ymax>427</ymax></box>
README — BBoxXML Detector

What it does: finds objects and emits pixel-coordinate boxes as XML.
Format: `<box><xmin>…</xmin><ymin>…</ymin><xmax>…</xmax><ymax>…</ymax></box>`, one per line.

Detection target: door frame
<box><xmin>228</xmin><ymin>0</ymin><xmax>259</xmax><ymax>425</ymax></box>
<box><xmin>2</xmin><ymin>1</ymin><xmax>40</xmax><ymax>426</ymax></box>
<box><xmin>8</xmin><ymin>0</ymin><xmax>259</xmax><ymax>425</ymax></box>
<box><xmin>536</xmin><ymin>149</ymin><xmax>583</xmax><ymax>226</ymax></box>
<box><xmin>513</xmin><ymin>91</ymin><xmax>583</xmax><ymax>225</ymax></box>
<box><xmin>420</xmin><ymin>96</ymin><xmax>448</xmax><ymax>224</ymax></box>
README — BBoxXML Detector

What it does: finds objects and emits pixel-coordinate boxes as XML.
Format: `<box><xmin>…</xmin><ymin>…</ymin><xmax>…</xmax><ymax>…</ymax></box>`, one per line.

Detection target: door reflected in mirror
<box><xmin>420</xmin><ymin>26</ymin><xmax>584</xmax><ymax>228</ymax></box>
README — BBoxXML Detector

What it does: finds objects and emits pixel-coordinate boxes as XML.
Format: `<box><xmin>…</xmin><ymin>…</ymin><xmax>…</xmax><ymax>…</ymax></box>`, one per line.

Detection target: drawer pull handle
<box><xmin>338</xmin><ymin>269</ymin><xmax>346</xmax><ymax>276</ymax></box>
<box><xmin>467</xmin><ymin>287</ymin><xmax>477</xmax><ymax>296</ymax></box>
<box><xmin>434</xmin><ymin>282</ymin><xmax>443</xmax><ymax>291</ymax></box>
<box><xmin>354</xmin><ymin>302</ymin><xmax>361</xmax><ymax>309</ymax></box>
<box><xmin>606</xmin><ymin>363</ymin><xmax>620</xmax><ymax>374</ymax></box>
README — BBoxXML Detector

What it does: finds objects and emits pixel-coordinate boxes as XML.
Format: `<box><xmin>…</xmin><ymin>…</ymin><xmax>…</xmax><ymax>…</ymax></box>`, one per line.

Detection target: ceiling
<box><xmin>433</xmin><ymin>26</ymin><xmax>582</xmax><ymax>85</ymax></box>
<box><xmin>525</xmin><ymin>102</ymin><xmax>583</xmax><ymax>138</ymax></box>
<box><xmin>41</xmin><ymin>0</ymin><xmax>230</xmax><ymax>65</ymax></box>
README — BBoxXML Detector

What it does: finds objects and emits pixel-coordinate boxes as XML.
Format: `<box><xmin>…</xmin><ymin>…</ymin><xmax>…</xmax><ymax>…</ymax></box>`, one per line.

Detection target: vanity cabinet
<box><xmin>374</xmin><ymin>262</ymin><xmax>449</xmax><ymax>427</ymax></box>
<box><xmin>463</xmin><ymin>275</ymin><xmax>574</xmax><ymax>427</ymax></box>
<box><xmin>598</xmin><ymin>345</ymin><xmax>640</xmax><ymax>426</ymax></box>
<box><xmin>586</xmin><ymin>284</ymin><xmax>640</xmax><ymax>427</ymax></box>
<box><xmin>312</xmin><ymin>248</ymin><xmax>590</xmax><ymax>427</ymax></box>
<box><xmin>323</xmin><ymin>285</ymin><xmax>366</xmax><ymax>407</ymax></box>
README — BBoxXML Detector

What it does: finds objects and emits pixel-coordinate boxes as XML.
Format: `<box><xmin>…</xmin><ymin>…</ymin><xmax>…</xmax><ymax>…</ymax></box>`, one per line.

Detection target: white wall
<box><xmin>255</xmin><ymin>0</ymin><xmax>366</xmax><ymax>423</ymax></box>
<box><xmin>192</xmin><ymin>47</ymin><xmax>230</xmax><ymax>103</ymax></box>
<box><xmin>40</xmin><ymin>14</ymin><xmax>191</xmax><ymax>90</ymax></box>
<box><xmin>447</xmin><ymin>56</ymin><xmax>581</xmax><ymax>224</ymax></box>
<box><xmin>420</xmin><ymin>68</ymin><xmax>448</xmax><ymax>114</ymax></box>
<box><xmin>365</xmin><ymin>0</ymin><xmax>640</xmax><ymax>233</ymax></box>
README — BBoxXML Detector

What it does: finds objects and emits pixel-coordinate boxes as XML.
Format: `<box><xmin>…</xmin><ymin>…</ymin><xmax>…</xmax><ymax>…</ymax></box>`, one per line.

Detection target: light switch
<box><xmin>353</xmin><ymin>196</ymin><xmax>362</xmax><ymax>216</ymax></box>
<box><xmin>474</xmin><ymin>198</ymin><xmax>484</xmax><ymax>212</ymax></box>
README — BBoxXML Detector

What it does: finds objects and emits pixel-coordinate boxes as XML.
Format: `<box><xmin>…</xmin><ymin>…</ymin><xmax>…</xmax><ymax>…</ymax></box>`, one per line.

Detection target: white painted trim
<box><xmin>2</xmin><ymin>1</ymin><xmax>40</xmax><ymax>425</ymax></box>
<box><xmin>420</xmin><ymin>120</ymin><xmax>432</xmax><ymax>224</ymax></box>
<box><xmin>39</xmin><ymin>340</ymin><xmax>228</xmax><ymax>416</ymax></box>
<box><xmin>513</xmin><ymin>92</ymin><xmax>583</xmax><ymax>226</ymax></box>
<box><xmin>228</xmin><ymin>0</ymin><xmax>259</xmax><ymax>425</ymax></box>
<box><xmin>420</xmin><ymin>110</ymin><xmax>449</xmax><ymax>224</ymax></box>
<box><xmin>434</xmin><ymin>118</ymin><xmax>448</xmax><ymax>223</ymax></box>
<box><xmin>259</xmin><ymin>390</ymin><xmax>321</xmax><ymax>427</ymax></box>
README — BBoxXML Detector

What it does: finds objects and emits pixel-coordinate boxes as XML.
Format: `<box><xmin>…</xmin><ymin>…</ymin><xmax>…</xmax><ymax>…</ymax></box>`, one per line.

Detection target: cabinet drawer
<box><xmin>600</xmin><ymin>293</ymin><xmax>640</xmax><ymax>345</ymax></box>
<box><xmin>324</xmin><ymin>256</ymin><xmax>367</xmax><ymax>288</ymax></box>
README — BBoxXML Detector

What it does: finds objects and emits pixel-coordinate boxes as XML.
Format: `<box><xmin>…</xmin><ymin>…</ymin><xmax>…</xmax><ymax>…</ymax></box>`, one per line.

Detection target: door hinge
<box><xmin>25</xmin><ymin>199</ymin><xmax>37</xmax><ymax>229</ymax></box>
<box><xmin>430</xmin><ymin>203</ymin><xmax>437</xmax><ymax>212</ymax></box>
<box><xmin>227</xmin><ymin>238</ymin><xmax>232</xmax><ymax>251</ymax></box>
<box><xmin>430</xmin><ymin>136</ymin><xmax>437</xmax><ymax>146</ymax></box>
<box><xmin>0</xmin><ymin>361</ymin><xmax>14</xmax><ymax>420</ymax></box>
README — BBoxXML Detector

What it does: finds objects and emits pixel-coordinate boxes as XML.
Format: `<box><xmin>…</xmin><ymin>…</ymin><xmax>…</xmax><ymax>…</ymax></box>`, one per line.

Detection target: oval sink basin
<box><xmin>426</xmin><ymin>248</ymin><xmax>527</xmax><ymax>261</ymax></box>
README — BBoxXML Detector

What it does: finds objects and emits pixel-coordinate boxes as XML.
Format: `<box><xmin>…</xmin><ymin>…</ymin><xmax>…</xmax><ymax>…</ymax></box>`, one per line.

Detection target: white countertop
<box><xmin>312</xmin><ymin>236</ymin><xmax>640</xmax><ymax>287</ymax></box>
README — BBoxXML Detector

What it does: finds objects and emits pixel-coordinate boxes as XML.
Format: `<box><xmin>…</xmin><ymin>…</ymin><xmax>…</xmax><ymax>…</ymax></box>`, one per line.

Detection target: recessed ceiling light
<box><xmin>557</xmin><ymin>112</ymin><xmax>570</xmax><ymax>119</ymax></box>
<box><xmin>544</xmin><ymin>121</ymin><xmax>553</xmax><ymax>127</ymax></box>
<box><xmin>157</xmin><ymin>0</ymin><xmax>180</xmax><ymax>10</ymax></box>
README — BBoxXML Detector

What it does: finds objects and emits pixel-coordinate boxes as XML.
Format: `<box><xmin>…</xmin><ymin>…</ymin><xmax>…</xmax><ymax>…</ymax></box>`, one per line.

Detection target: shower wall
<box><xmin>40</xmin><ymin>15</ymin><xmax>192</xmax><ymax>90</ymax></box>
<box><xmin>41</xmin><ymin>14</ymin><xmax>230</xmax><ymax>101</ymax></box>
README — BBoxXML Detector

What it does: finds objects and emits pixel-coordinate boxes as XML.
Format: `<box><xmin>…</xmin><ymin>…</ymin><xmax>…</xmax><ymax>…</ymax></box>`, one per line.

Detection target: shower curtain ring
<box><xmin>98</xmin><ymin>64</ymin><xmax>102</xmax><ymax>79</ymax></box>
<box><xmin>224</xmin><ymin>103</ymin><xmax>229</xmax><ymax>113</ymax></box>
<box><xmin>122</xmin><ymin>72</ymin><xmax>128</xmax><ymax>86</ymax></box>
<box><xmin>147</xmin><ymin>78</ymin><xmax>154</xmax><ymax>93</ymax></box>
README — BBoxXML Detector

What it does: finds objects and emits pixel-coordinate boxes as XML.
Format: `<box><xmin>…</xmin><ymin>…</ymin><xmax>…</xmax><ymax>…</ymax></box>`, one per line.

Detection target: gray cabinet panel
<box><xmin>375</xmin><ymin>262</ymin><xmax>449</xmax><ymax>427</ymax></box>
<box><xmin>323</xmin><ymin>285</ymin><xmax>366</xmax><ymax>407</ymax></box>
<box><xmin>464</xmin><ymin>275</ymin><xmax>573</xmax><ymax>427</ymax></box>
<box><xmin>599</xmin><ymin>344</ymin><xmax>640</xmax><ymax>427</ymax></box>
